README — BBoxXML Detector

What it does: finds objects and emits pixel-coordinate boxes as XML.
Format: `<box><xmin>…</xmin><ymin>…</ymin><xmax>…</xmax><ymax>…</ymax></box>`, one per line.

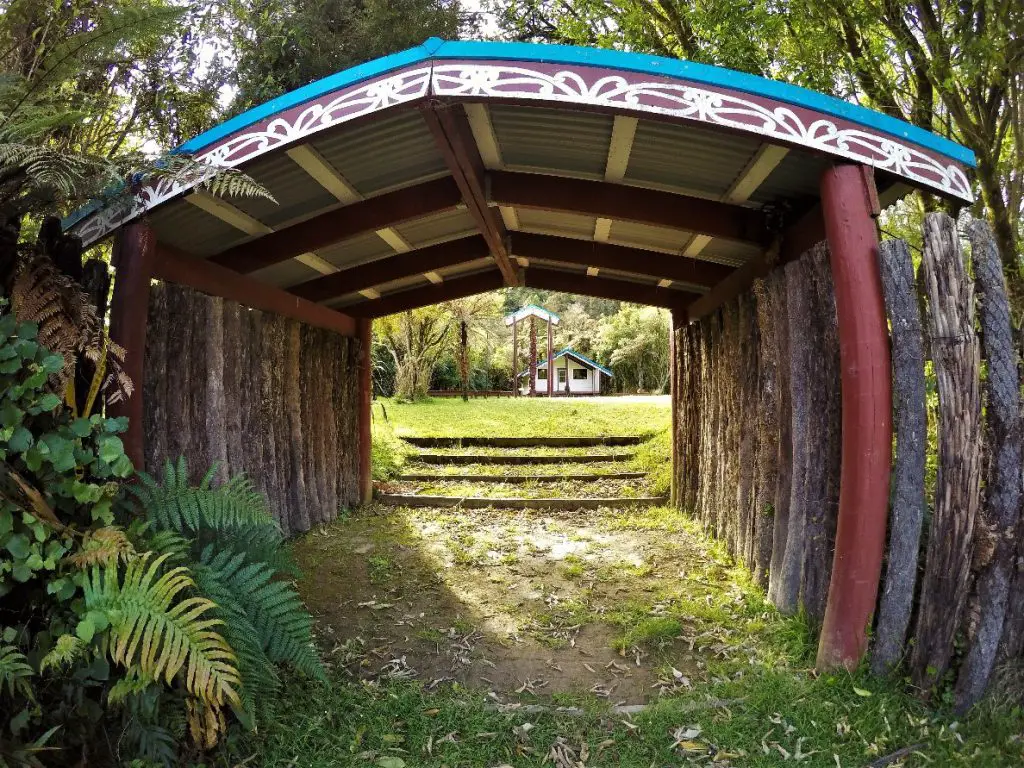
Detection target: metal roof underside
<box><xmin>70</xmin><ymin>39</ymin><xmax>975</xmax><ymax>318</ymax></box>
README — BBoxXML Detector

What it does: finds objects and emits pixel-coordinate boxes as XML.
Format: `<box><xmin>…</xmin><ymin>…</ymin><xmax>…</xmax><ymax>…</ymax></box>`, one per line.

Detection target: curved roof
<box><xmin>68</xmin><ymin>38</ymin><xmax>974</xmax><ymax>320</ymax></box>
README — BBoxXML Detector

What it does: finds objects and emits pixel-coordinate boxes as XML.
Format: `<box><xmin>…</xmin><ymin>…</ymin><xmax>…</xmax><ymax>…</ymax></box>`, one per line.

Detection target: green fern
<box><xmin>84</xmin><ymin>553</ymin><xmax>241</xmax><ymax>709</ymax></box>
<box><xmin>0</xmin><ymin>643</ymin><xmax>34</xmax><ymax>699</ymax></box>
<box><xmin>39</xmin><ymin>635</ymin><xmax>85</xmax><ymax>673</ymax></box>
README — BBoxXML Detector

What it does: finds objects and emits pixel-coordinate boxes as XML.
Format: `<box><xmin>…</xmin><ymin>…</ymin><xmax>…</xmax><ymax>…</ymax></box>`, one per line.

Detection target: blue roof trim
<box><xmin>175</xmin><ymin>42</ymin><xmax>436</xmax><ymax>154</ymax></box>
<box><xmin>433</xmin><ymin>40</ymin><xmax>974</xmax><ymax>168</ymax></box>
<box><xmin>172</xmin><ymin>37</ymin><xmax>973</xmax><ymax>168</ymax></box>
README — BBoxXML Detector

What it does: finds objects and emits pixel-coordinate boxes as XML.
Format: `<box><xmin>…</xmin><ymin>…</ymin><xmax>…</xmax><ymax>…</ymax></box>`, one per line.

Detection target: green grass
<box><xmin>379</xmin><ymin>394</ymin><xmax>670</xmax><ymax>438</ymax></box>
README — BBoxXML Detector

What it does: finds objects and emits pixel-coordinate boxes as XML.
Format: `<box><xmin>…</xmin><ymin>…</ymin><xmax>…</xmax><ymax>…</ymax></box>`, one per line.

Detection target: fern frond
<box><xmin>0</xmin><ymin>643</ymin><xmax>34</xmax><ymax>699</ymax></box>
<box><xmin>67</xmin><ymin>526</ymin><xmax>135</xmax><ymax>568</ymax></box>
<box><xmin>84</xmin><ymin>553</ymin><xmax>241</xmax><ymax>709</ymax></box>
<box><xmin>107</xmin><ymin>671</ymin><xmax>153</xmax><ymax>706</ymax></box>
<box><xmin>186</xmin><ymin>696</ymin><xmax>227</xmax><ymax>751</ymax></box>
<box><xmin>39</xmin><ymin>635</ymin><xmax>86</xmax><ymax>673</ymax></box>
<box><xmin>197</xmin><ymin>546</ymin><xmax>323</xmax><ymax>681</ymax></box>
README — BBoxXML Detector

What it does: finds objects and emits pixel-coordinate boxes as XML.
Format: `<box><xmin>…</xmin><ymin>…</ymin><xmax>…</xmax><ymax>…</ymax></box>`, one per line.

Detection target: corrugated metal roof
<box><xmin>490</xmin><ymin>105</ymin><xmax>612</xmax><ymax>178</ymax></box>
<box><xmin>317</xmin><ymin>231</ymin><xmax>396</xmax><ymax>270</ymax></box>
<box><xmin>225</xmin><ymin>151</ymin><xmax>339</xmax><ymax>228</ymax></box>
<box><xmin>515</xmin><ymin>208</ymin><xmax>597</xmax><ymax>239</ymax></box>
<box><xmin>699</xmin><ymin>239</ymin><xmax>762</xmax><ymax>267</ymax></box>
<box><xmin>248</xmin><ymin>258</ymin><xmax>322</xmax><ymax>289</ymax></box>
<box><xmin>393</xmin><ymin>207</ymin><xmax>477</xmax><ymax>248</ymax></box>
<box><xmin>747</xmin><ymin>150</ymin><xmax>830</xmax><ymax>206</ymax></box>
<box><xmin>309</xmin><ymin>110</ymin><xmax>448</xmax><ymax>196</ymax></box>
<box><xmin>608</xmin><ymin>220</ymin><xmax>689</xmax><ymax>253</ymax></box>
<box><xmin>148</xmin><ymin>200</ymin><xmax>246</xmax><ymax>257</ymax></box>
<box><xmin>626</xmin><ymin>120</ymin><xmax>762</xmax><ymax>199</ymax></box>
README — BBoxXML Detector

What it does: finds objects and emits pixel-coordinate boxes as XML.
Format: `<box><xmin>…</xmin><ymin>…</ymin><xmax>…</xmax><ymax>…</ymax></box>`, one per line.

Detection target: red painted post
<box><xmin>547</xmin><ymin>319</ymin><xmax>554</xmax><ymax>396</ymax></box>
<box><xmin>357</xmin><ymin>318</ymin><xmax>373</xmax><ymax>505</ymax></box>
<box><xmin>107</xmin><ymin>222</ymin><xmax>156</xmax><ymax>471</ymax></box>
<box><xmin>816</xmin><ymin>164</ymin><xmax>892</xmax><ymax>670</ymax></box>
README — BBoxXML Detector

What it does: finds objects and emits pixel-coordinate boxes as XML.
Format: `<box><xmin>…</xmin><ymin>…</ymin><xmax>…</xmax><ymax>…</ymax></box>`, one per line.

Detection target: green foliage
<box><xmin>0</xmin><ymin>640</ymin><xmax>33</xmax><ymax>698</ymax></box>
<box><xmin>134</xmin><ymin>459</ymin><xmax>325</xmax><ymax>731</ymax></box>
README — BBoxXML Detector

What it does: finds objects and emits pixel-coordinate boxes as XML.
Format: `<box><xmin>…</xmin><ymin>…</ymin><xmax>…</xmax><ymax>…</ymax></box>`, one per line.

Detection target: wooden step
<box><xmin>400</xmin><ymin>435</ymin><xmax>647</xmax><ymax>448</ymax></box>
<box><xmin>414</xmin><ymin>453</ymin><xmax>634</xmax><ymax>465</ymax></box>
<box><xmin>398</xmin><ymin>472</ymin><xmax>647</xmax><ymax>483</ymax></box>
<box><xmin>377</xmin><ymin>493</ymin><xmax>668</xmax><ymax>510</ymax></box>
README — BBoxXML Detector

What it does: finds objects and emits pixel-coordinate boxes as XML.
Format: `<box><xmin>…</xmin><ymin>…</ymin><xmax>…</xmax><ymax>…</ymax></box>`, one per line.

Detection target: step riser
<box><xmin>398</xmin><ymin>473</ymin><xmax>647</xmax><ymax>483</ymax></box>
<box><xmin>401</xmin><ymin>435</ymin><xmax>646</xmax><ymax>448</ymax></box>
<box><xmin>415</xmin><ymin>454</ymin><xmax>634</xmax><ymax>465</ymax></box>
<box><xmin>377</xmin><ymin>494</ymin><xmax>668</xmax><ymax>510</ymax></box>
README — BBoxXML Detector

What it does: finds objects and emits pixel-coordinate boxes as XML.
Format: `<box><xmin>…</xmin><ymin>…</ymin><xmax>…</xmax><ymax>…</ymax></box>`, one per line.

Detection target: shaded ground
<box><xmin>294</xmin><ymin>503</ymin><xmax>764</xmax><ymax>706</ymax></box>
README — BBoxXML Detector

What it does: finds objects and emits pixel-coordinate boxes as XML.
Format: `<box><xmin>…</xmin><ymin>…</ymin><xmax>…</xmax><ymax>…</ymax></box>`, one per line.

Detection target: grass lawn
<box><xmin>224</xmin><ymin>397</ymin><xmax>1023</xmax><ymax>767</ymax></box>
<box><xmin>376</xmin><ymin>394</ymin><xmax>671</xmax><ymax>438</ymax></box>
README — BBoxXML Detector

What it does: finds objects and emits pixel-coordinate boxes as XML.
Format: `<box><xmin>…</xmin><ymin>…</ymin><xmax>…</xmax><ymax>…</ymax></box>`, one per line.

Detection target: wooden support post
<box><xmin>547</xmin><ymin>319</ymin><xmax>554</xmax><ymax>397</ymax></box>
<box><xmin>816</xmin><ymin>164</ymin><xmax>892</xmax><ymax>670</ymax></box>
<box><xmin>529</xmin><ymin>316</ymin><xmax>537</xmax><ymax>396</ymax></box>
<box><xmin>670</xmin><ymin>308</ymin><xmax>680</xmax><ymax>506</ymax></box>
<box><xmin>358</xmin><ymin>318</ymin><xmax>373</xmax><ymax>505</ymax></box>
<box><xmin>107</xmin><ymin>222</ymin><xmax>156</xmax><ymax>470</ymax></box>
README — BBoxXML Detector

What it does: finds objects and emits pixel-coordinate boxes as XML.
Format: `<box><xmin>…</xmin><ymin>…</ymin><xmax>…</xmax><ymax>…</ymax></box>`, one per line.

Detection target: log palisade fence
<box><xmin>143</xmin><ymin>283</ymin><xmax>361</xmax><ymax>536</ymax></box>
<box><xmin>673</xmin><ymin>213</ymin><xmax>1023</xmax><ymax>709</ymax></box>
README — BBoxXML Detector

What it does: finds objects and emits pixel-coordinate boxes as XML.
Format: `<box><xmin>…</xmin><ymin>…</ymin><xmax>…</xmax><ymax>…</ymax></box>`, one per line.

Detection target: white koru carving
<box><xmin>432</xmin><ymin>64</ymin><xmax>973</xmax><ymax>202</ymax></box>
<box><xmin>70</xmin><ymin>67</ymin><xmax>433</xmax><ymax>245</ymax></box>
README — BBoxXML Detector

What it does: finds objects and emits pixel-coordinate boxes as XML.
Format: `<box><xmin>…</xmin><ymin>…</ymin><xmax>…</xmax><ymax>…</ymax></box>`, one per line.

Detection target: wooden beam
<box><xmin>289</xmin><ymin>235</ymin><xmax>488</xmax><ymax>302</ymax></box>
<box><xmin>344</xmin><ymin>270</ymin><xmax>504</xmax><ymax>318</ymax></box>
<box><xmin>464</xmin><ymin>103</ymin><xmax>502</xmax><ymax>168</ymax></box>
<box><xmin>511</xmin><ymin>232</ymin><xmax>733</xmax><ymax>288</ymax></box>
<box><xmin>209</xmin><ymin>176</ymin><xmax>462</xmax><ymax>274</ymax></box>
<box><xmin>422</xmin><ymin>104</ymin><xmax>518</xmax><ymax>285</ymax></box>
<box><xmin>108</xmin><ymin>222</ymin><xmax>156</xmax><ymax>470</ymax></box>
<box><xmin>490</xmin><ymin>171</ymin><xmax>769</xmax><ymax>246</ymax></box>
<box><xmin>686</xmin><ymin>202</ymin><xmax>826</xmax><ymax>322</ymax></box>
<box><xmin>524</xmin><ymin>267</ymin><xmax>697</xmax><ymax>309</ymax></box>
<box><xmin>153</xmin><ymin>244</ymin><xmax>356</xmax><ymax>336</ymax></box>
<box><xmin>683</xmin><ymin>144</ymin><xmax>789</xmax><ymax>258</ymax></box>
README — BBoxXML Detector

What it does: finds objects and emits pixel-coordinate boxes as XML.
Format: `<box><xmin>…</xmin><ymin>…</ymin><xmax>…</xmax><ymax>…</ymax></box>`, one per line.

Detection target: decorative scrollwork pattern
<box><xmin>432</xmin><ymin>63</ymin><xmax>972</xmax><ymax>202</ymax></box>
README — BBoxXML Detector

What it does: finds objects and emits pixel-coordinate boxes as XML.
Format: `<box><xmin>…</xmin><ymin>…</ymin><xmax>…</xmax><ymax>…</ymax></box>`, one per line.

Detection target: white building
<box><xmin>518</xmin><ymin>348</ymin><xmax>613</xmax><ymax>395</ymax></box>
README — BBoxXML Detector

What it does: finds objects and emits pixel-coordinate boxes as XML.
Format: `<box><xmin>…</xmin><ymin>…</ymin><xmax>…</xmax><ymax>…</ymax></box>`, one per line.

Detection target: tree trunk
<box><xmin>752</xmin><ymin>278</ymin><xmax>779</xmax><ymax>589</ymax></box>
<box><xmin>975</xmin><ymin>154</ymin><xmax>1024</xmax><ymax>309</ymax></box>
<box><xmin>910</xmin><ymin>213</ymin><xmax>982</xmax><ymax>692</ymax></box>
<box><xmin>871</xmin><ymin>239</ymin><xmax>928</xmax><ymax>676</ymax></box>
<box><xmin>954</xmin><ymin>220</ymin><xmax>1022</xmax><ymax>711</ymax></box>
<box><xmin>768</xmin><ymin>266</ymin><xmax>793</xmax><ymax>605</ymax></box>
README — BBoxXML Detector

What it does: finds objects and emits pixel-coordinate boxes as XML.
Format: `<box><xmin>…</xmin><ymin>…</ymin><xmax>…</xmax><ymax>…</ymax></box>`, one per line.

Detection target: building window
<box><xmin>573</xmin><ymin>368</ymin><xmax>588</xmax><ymax>380</ymax></box>
<box><xmin>538</xmin><ymin>368</ymin><xmax>547</xmax><ymax>380</ymax></box>
<box><xmin>558</xmin><ymin>369</ymin><xmax>567</xmax><ymax>383</ymax></box>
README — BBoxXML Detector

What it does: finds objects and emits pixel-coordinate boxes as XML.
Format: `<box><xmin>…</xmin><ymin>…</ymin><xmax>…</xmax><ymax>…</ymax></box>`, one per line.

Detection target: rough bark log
<box><xmin>205</xmin><ymin>296</ymin><xmax>228</xmax><ymax>484</ymax></box>
<box><xmin>143</xmin><ymin>284</ymin><xmax>168</xmax><ymax>475</ymax></box>
<box><xmin>910</xmin><ymin>213</ymin><xmax>982</xmax><ymax>691</ymax></box>
<box><xmin>955</xmin><ymin>220</ymin><xmax>1022</xmax><ymax>711</ymax></box>
<box><xmin>871</xmin><ymin>239</ymin><xmax>928</xmax><ymax>676</ymax></box>
<box><xmin>776</xmin><ymin>260</ymin><xmax>811</xmax><ymax>615</ymax></box>
<box><xmin>76</xmin><ymin>259</ymin><xmax>111</xmax><ymax>413</ymax></box>
<box><xmin>752</xmin><ymin>277</ymin><xmax>779</xmax><ymax>588</ymax></box>
<box><xmin>768</xmin><ymin>267</ymin><xmax>793</xmax><ymax>605</ymax></box>
<box><xmin>736</xmin><ymin>293</ymin><xmax>759</xmax><ymax>571</ymax></box>
<box><xmin>801</xmin><ymin>243</ymin><xmax>841</xmax><ymax>625</ymax></box>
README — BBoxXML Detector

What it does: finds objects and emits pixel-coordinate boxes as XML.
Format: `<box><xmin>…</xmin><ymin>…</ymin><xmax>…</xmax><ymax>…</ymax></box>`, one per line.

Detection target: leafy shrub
<box><xmin>0</xmin><ymin>310</ymin><xmax>322</xmax><ymax>764</ymax></box>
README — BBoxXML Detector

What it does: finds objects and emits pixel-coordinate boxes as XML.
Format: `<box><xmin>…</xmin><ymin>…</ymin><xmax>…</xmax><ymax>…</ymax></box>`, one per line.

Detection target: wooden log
<box><xmin>954</xmin><ymin>220</ymin><xmax>1022</xmax><ymax>710</ymax></box>
<box><xmin>187</xmin><ymin>288</ymin><xmax>211</xmax><ymax>482</ymax></box>
<box><xmin>221</xmin><ymin>300</ymin><xmax>245</xmax><ymax>479</ymax></box>
<box><xmin>737</xmin><ymin>292</ymin><xmax>759</xmax><ymax>571</ymax></box>
<box><xmin>775</xmin><ymin>259</ymin><xmax>811</xmax><ymax>615</ymax></box>
<box><xmin>871</xmin><ymin>239</ymin><xmax>928</xmax><ymax>676</ymax></box>
<box><xmin>910</xmin><ymin>213</ymin><xmax>982</xmax><ymax>691</ymax></box>
<box><xmin>162</xmin><ymin>284</ymin><xmax>191</xmax><ymax>465</ymax></box>
<box><xmin>801</xmin><ymin>243</ymin><xmax>841</xmax><ymax>625</ymax></box>
<box><xmin>76</xmin><ymin>259</ymin><xmax>111</xmax><ymax>413</ymax></box>
<box><xmin>205</xmin><ymin>296</ymin><xmax>229</xmax><ymax>484</ymax></box>
<box><xmin>752</xmin><ymin>277</ymin><xmax>779</xmax><ymax>588</ymax></box>
<box><xmin>768</xmin><ymin>267</ymin><xmax>793</xmax><ymax>604</ymax></box>
<box><xmin>283</xmin><ymin>320</ymin><xmax>310</xmax><ymax>533</ymax></box>
<box><xmin>143</xmin><ymin>284</ymin><xmax>168</xmax><ymax>474</ymax></box>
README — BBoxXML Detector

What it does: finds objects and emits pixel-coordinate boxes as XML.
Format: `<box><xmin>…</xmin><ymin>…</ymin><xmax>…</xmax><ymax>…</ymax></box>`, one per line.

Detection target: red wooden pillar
<box><xmin>107</xmin><ymin>222</ymin><xmax>156</xmax><ymax>470</ymax></box>
<box><xmin>357</xmin><ymin>317</ymin><xmax>373</xmax><ymax>505</ymax></box>
<box><xmin>816</xmin><ymin>164</ymin><xmax>892</xmax><ymax>670</ymax></box>
<box><xmin>547</xmin><ymin>320</ymin><xmax>554</xmax><ymax>396</ymax></box>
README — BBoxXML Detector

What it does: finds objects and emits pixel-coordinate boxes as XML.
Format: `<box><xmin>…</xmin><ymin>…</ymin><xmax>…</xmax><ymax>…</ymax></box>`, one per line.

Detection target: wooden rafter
<box><xmin>511</xmin><ymin>232</ymin><xmax>733</xmax><ymax>288</ymax></box>
<box><xmin>595</xmin><ymin>115</ymin><xmax>638</xmax><ymax>242</ymax></box>
<box><xmin>289</xmin><ymin>235</ymin><xmax>488</xmax><ymax>302</ymax></box>
<box><xmin>152</xmin><ymin>244</ymin><xmax>357</xmax><ymax>336</ymax></box>
<box><xmin>343</xmin><ymin>270</ymin><xmax>505</xmax><ymax>318</ymax></box>
<box><xmin>421</xmin><ymin>103</ymin><xmax>518</xmax><ymax>285</ymax></box>
<box><xmin>489</xmin><ymin>171</ymin><xmax>770</xmax><ymax>246</ymax></box>
<box><xmin>209</xmin><ymin>177</ymin><xmax>462</xmax><ymax>274</ymax></box>
<box><xmin>524</xmin><ymin>267</ymin><xmax>698</xmax><ymax>310</ymax></box>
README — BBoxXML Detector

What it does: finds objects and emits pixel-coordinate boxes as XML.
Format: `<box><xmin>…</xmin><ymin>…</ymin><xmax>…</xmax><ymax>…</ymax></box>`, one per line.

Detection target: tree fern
<box><xmin>84</xmin><ymin>553</ymin><xmax>241</xmax><ymax>709</ymax></box>
<box><xmin>0</xmin><ymin>643</ymin><xmax>33</xmax><ymax>699</ymax></box>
